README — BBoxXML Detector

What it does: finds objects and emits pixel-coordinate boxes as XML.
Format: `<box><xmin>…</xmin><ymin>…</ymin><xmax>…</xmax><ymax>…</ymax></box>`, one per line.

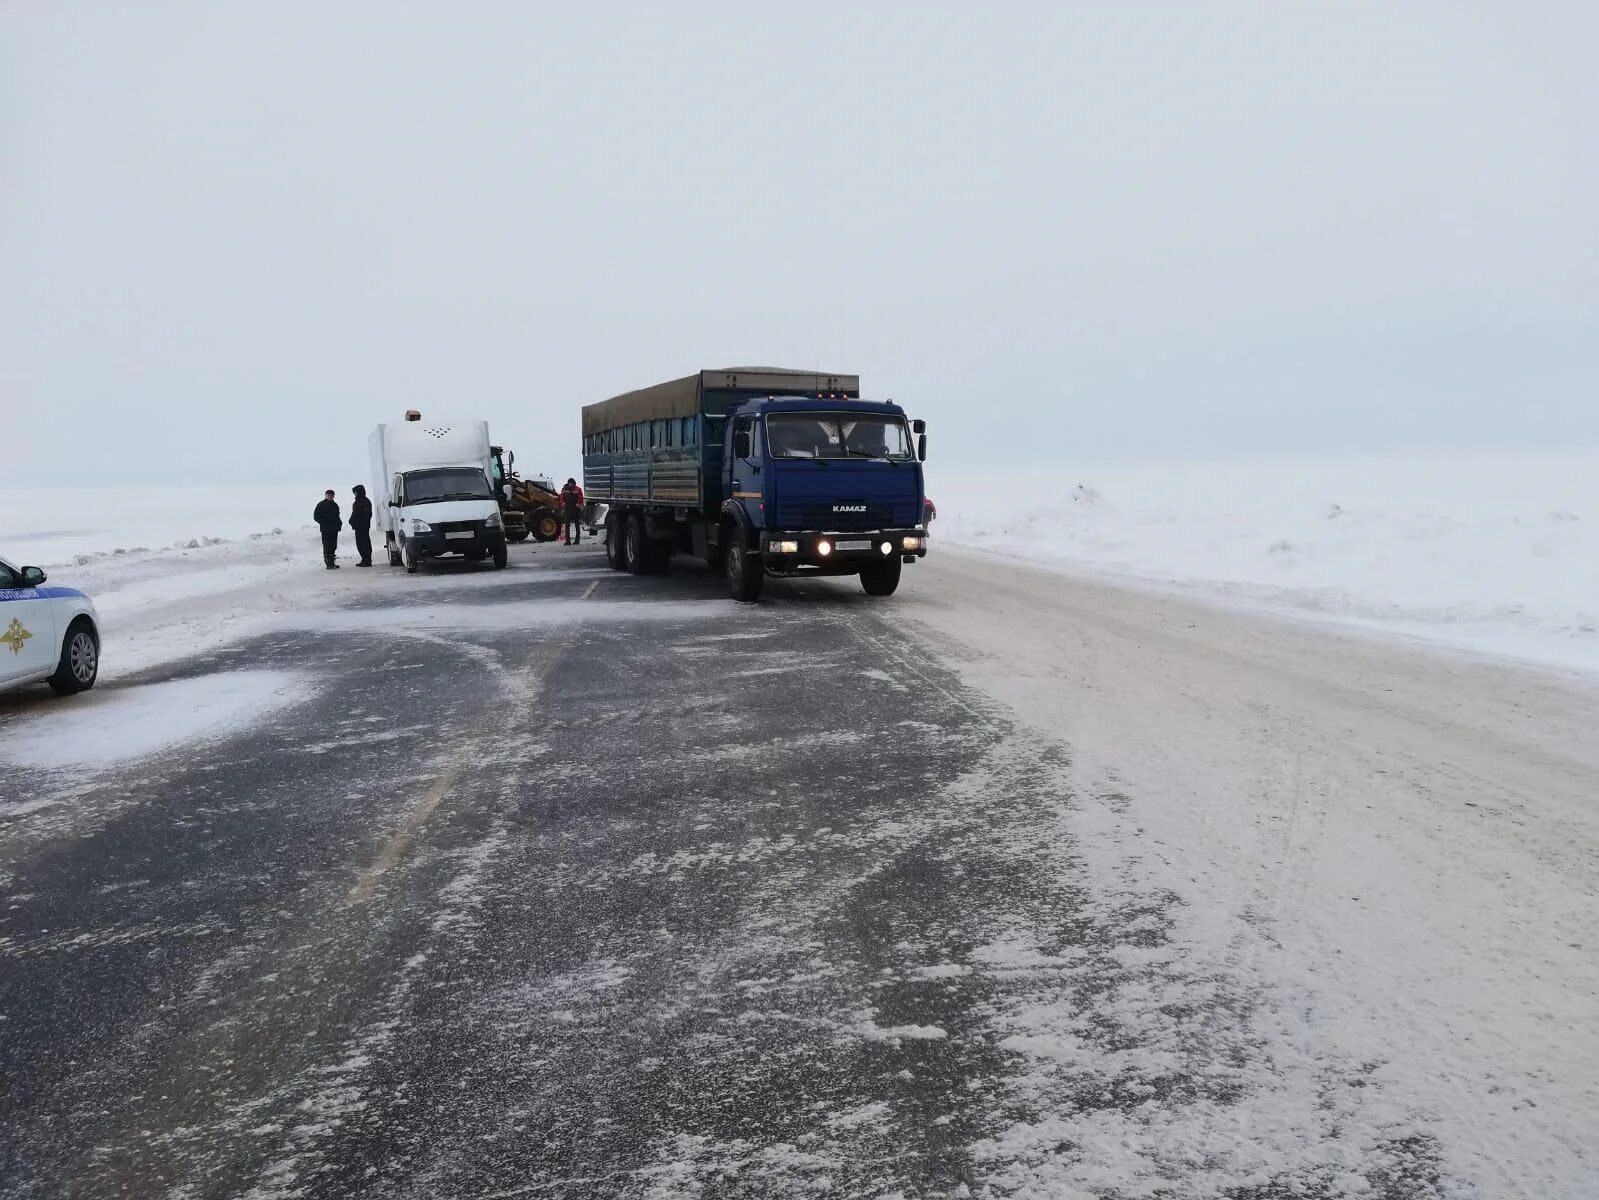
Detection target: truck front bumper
<box><xmin>760</xmin><ymin>529</ymin><xmax>928</xmax><ymax>573</ymax></box>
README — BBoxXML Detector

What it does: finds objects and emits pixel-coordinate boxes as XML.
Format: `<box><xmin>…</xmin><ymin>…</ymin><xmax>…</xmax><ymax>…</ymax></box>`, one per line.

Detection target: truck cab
<box><xmin>720</xmin><ymin>397</ymin><xmax>929</xmax><ymax>600</ymax></box>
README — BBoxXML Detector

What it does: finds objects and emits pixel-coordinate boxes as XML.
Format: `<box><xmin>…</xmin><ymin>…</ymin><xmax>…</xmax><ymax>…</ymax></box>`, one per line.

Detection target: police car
<box><xmin>0</xmin><ymin>555</ymin><xmax>100</xmax><ymax>696</ymax></box>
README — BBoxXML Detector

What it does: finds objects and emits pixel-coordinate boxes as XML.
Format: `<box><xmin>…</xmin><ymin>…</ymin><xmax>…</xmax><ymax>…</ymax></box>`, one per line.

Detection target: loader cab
<box><xmin>489</xmin><ymin>445</ymin><xmax>514</xmax><ymax>501</ymax></box>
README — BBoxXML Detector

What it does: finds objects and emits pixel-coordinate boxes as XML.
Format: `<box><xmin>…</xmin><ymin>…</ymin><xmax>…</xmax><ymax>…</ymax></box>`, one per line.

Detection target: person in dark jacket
<box><xmin>560</xmin><ymin>478</ymin><xmax>583</xmax><ymax>545</ymax></box>
<box><xmin>313</xmin><ymin>489</ymin><xmax>342</xmax><ymax>568</ymax></box>
<box><xmin>349</xmin><ymin>484</ymin><xmax>374</xmax><ymax>567</ymax></box>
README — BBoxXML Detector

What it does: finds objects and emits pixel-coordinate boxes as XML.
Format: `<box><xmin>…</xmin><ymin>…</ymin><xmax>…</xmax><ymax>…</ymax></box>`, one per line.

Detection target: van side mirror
<box><xmin>911</xmin><ymin>419</ymin><xmax>926</xmax><ymax>435</ymax></box>
<box><xmin>917</xmin><ymin>433</ymin><xmax>927</xmax><ymax>462</ymax></box>
<box><xmin>733</xmin><ymin>429</ymin><xmax>751</xmax><ymax>459</ymax></box>
<box><xmin>20</xmin><ymin>566</ymin><xmax>46</xmax><ymax>587</ymax></box>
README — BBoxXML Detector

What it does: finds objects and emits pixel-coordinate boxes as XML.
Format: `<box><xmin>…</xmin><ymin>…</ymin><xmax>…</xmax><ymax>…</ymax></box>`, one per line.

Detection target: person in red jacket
<box><xmin>560</xmin><ymin>478</ymin><xmax>584</xmax><ymax>545</ymax></box>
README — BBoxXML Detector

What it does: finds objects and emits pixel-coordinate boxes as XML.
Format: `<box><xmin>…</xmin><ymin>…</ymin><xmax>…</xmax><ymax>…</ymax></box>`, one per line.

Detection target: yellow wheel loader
<box><xmin>490</xmin><ymin>446</ymin><xmax>564</xmax><ymax>543</ymax></box>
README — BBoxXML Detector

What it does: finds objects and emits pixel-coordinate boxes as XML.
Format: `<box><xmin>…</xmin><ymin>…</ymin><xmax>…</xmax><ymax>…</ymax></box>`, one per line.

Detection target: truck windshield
<box><xmin>765</xmin><ymin>414</ymin><xmax>913</xmax><ymax>461</ymax></box>
<box><xmin>402</xmin><ymin>468</ymin><xmax>493</xmax><ymax>504</ymax></box>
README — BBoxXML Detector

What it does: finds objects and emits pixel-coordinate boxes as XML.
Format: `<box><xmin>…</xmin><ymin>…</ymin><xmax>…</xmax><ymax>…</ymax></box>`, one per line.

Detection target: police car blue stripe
<box><xmin>0</xmin><ymin>586</ymin><xmax>88</xmax><ymax>602</ymax></box>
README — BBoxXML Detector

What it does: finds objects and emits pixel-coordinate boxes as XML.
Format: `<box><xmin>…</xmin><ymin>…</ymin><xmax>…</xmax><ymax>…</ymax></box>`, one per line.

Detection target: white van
<box><xmin>369</xmin><ymin>414</ymin><xmax>508</xmax><ymax>572</ymax></box>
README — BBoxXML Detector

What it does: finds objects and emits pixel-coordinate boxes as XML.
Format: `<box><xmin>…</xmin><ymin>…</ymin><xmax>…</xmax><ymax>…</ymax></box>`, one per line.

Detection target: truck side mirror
<box><xmin>911</xmin><ymin>419</ymin><xmax>926</xmax><ymax>435</ymax></box>
<box><xmin>917</xmin><ymin>433</ymin><xmax>927</xmax><ymax>462</ymax></box>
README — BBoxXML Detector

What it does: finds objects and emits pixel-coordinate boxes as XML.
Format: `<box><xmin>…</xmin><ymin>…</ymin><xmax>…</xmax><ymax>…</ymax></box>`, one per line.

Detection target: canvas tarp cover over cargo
<box><xmin>581</xmin><ymin>368</ymin><xmax>860</xmax><ymax>436</ymax></box>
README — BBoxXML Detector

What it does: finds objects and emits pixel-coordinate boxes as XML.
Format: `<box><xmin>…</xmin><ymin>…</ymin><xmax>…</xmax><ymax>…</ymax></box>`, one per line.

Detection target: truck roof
<box><xmin>581</xmin><ymin>367</ymin><xmax>859</xmax><ymax>436</ymax></box>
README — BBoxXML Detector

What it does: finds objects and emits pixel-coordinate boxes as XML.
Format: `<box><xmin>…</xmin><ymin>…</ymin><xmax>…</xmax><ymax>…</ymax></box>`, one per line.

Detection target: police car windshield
<box><xmin>403</xmin><ymin>468</ymin><xmax>493</xmax><ymax>504</ymax></box>
<box><xmin>766</xmin><ymin>414</ymin><xmax>913</xmax><ymax>461</ymax></box>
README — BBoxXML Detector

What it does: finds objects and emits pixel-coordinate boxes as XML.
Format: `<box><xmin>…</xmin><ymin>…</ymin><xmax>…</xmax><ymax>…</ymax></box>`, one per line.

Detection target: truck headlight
<box><xmin>771</xmin><ymin>540</ymin><xmax>799</xmax><ymax>554</ymax></box>
<box><xmin>410</xmin><ymin>519</ymin><xmax>432</xmax><ymax>533</ymax></box>
<box><xmin>902</xmin><ymin>536</ymin><xmax>925</xmax><ymax>551</ymax></box>
<box><xmin>484</xmin><ymin>512</ymin><xmax>503</xmax><ymax>529</ymax></box>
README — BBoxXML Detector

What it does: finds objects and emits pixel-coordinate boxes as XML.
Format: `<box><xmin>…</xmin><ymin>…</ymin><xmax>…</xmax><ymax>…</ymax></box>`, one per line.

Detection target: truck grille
<box><xmin>778</xmin><ymin>503</ymin><xmax>904</xmax><ymax>531</ymax></box>
<box><xmin>435</xmin><ymin>520</ymin><xmax>482</xmax><ymax>535</ymax></box>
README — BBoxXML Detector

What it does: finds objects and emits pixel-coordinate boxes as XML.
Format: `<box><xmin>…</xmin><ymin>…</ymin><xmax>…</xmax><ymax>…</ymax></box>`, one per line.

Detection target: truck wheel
<box><xmin>535</xmin><ymin>513</ymin><xmax>561</xmax><ymax>542</ymax></box>
<box><xmin>624</xmin><ymin>514</ymin><xmax>646</xmax><ymax>575</ymax></box>
<box><xmin>605</xmin><ymin>517</ymin><xmax>625</xmax><ymax>570</ymax></box>
<box><xmin>387</xmin><ymin>539</ymin><xmax>403</xmax><ymax>567</ymax></box>
<box><xmin>859</xmin><ymin>557</ymin><xmax>902</xmax><ymax>597</ymax></box>
<box><xmin>492</xmin><ymin>543</ymin><xmax>508</xmax><ymax>569</ymax></box>
<box><xmin>47</xmin><ymin>619</ymin><xmax>99</xmax><ymax>695</ymax></box>
<box><xmin>404</xmin><ymin>540</ymin><xmax>418</xmax><ymax>574</ymax></box>
<box><xmin>726</xmin><ymin>541</ymin><xmax>764</xmax><ymax>602</ymax></box>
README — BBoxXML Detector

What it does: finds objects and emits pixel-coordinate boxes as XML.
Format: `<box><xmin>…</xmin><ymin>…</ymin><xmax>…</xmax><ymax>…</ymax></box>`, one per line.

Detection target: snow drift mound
<box><xmin>940</xmin><ymin>451</ymin><xmax>1599</xmax><ymax>673</ymax></box>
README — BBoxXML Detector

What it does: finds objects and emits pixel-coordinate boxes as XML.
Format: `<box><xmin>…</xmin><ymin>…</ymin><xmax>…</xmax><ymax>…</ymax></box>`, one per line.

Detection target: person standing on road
<box><xmin>313</xmin><ymin>489</ymin><xmax>342</xmax><ymax>569</ymax></box>
<box><xmin>349</xmin><ymin>484</ymin><xmax>374</xmax><ymax>567</ymax></box>
<box><xmin>560</xmin><ymin>477</ymin><xmax>583</xmax><ymax>545</ymax></box>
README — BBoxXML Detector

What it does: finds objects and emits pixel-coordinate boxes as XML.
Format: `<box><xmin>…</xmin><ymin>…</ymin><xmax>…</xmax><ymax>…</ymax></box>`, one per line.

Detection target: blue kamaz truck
<box><xmin>582</xmin><ymin>367</ymin><xmax>929</xmax><ymax>601</ymax></box>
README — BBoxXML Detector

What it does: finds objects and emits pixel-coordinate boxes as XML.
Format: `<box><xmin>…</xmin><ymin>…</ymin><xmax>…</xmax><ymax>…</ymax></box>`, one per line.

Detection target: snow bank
<box><xmin>0</xmin><ymin>669</ymin><xmax>312</xmax><ymax>771</ymax></box>
<box><xmin>939</xmin><ymin>450</ymin><xmax>1599</xmax><ymax>673</ymax></box>
<box><xmin>0</xmin><ymin>485</ymin><xmax>318</xmax><ymax>566</ymax></box>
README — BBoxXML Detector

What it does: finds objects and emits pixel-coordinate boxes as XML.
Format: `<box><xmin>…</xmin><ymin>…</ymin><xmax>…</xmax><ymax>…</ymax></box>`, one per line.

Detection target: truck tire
<box><xmin>623</xmin><ymin>513</ymin><xmax>647</xmax><ymax>575</ymax></box>
<box><xmin>535</xmin><ymin>513</ymin><xmax>561</xmax><ymax>542</ymax></box>
<box><xmin>726</xmin><ymin>541</ymin><xmax>764</xmax><ymax>602</ymax></box>
<box><xmin>492</xmin><ymin>543</ymin><xmax>508</xmax><ymax>569</ymax></box>
<box><xmin>404</xmin><ymin>540</ymin><xmax>419</xmax><ymax>574</ymax></box>
<box><xmin>47</xmin><ymin>618</ymin><xmax>99</xmax><ymax>695</ymax></box>
<box><xmin>859</xmin><ymin>557</ymin><xmax>902</xmax><ymax>597</ymax></box>
<box><xmin>605</xmin><ymin>516</ymin><xmax>626</xmax><ymax>570</ymax></box>
<box><xmin>387</xmin><ymin>537</ymin><xmax>403</xmax><ymax>567</ymax></box>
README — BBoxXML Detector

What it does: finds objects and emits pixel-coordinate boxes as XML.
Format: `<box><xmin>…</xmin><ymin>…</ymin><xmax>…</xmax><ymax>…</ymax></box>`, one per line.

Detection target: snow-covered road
<box><xmin>908</xmin><ymin>549</ymin><xmax>1599</xmax><ymax>1198</ymax></box>
<box><xmin>1</xmin><ymin>541</ymin><xmax>1593</xmax><ymax>1197</ymax></box>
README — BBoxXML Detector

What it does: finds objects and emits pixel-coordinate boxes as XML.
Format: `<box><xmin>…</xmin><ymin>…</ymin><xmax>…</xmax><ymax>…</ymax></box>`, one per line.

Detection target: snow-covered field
<box><xmin>939</xmin><ymin>450</ymin><xmax>1599</xmax><ymax>675</ymax></box>
<box><xmin>1</xmin><ymin>485</ymin><xmax>316</xmax><ymax>568</ymax></box>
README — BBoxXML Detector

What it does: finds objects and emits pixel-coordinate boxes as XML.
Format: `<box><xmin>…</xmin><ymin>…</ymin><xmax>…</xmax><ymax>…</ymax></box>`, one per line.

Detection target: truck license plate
<box><xmin>446</xmin><ymin>531</ymin><xmax>475</xmax><ymax>540</ymax></box>
<box><xmin>835</xmin><ymin>539</ymin><xmax>871</xmax><ymax>551</ymax></box>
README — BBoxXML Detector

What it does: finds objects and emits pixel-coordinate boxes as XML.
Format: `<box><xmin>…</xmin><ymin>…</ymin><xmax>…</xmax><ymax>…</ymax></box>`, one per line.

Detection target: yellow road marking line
<box><xmin>345</xmin><ymin>764</ymin><xmax>461</xmax><ymax>906</ymax></box>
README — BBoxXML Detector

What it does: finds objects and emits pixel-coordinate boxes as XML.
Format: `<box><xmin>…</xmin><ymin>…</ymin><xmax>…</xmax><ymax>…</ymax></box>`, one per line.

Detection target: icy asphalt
<box><xmin>0</xmin><ymin>544</ymin><xmax>1488</xmax><ymax>1198</ymax></box>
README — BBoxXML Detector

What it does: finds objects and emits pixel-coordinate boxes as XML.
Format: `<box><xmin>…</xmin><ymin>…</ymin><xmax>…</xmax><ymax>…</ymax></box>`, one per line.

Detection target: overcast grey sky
<box><xmin>5</xmin><ymin>2</ymin><xmax>1597</xmax><ymax>487</ymax></box>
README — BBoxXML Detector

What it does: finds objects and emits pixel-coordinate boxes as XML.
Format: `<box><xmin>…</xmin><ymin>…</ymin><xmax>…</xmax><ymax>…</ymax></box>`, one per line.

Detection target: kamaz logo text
<box><xmin>833</xmin><ymin>505</ymin><xmax>867</xmax><ymax>513</ymax></box>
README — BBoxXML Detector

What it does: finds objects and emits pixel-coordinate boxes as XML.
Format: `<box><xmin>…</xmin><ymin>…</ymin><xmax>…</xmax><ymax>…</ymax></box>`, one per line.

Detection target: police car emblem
<box><xmin>2</xmin><ymin>618</ymin><xmax>32</xmax><ymax>655</ymax></box>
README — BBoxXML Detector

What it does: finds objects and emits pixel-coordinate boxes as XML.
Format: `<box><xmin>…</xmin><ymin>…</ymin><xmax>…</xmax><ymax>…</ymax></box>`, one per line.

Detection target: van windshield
<box><xmin>765</xmin><ymin>414</ymin><xmax>913</xmax><ymax>461</ymax></box>
<box><xmin>403</xmin><ymin>468</ymin><xmax>493</xmax><ymax>504</ymax></box>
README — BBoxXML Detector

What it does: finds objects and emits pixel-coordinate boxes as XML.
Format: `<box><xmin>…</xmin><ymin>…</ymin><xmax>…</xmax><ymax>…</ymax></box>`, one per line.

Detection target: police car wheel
<box><xmin>47</xmin><ymin>620</ymin><xmax>99</xmax><ymax>695</ymax></box>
